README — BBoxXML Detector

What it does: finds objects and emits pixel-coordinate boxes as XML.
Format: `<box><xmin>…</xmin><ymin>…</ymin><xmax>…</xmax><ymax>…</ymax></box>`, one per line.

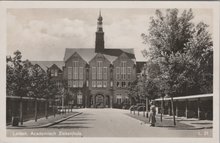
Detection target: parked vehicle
<box><xmin>137</xmin><ymin>106</ymin><xmax>146</xmax><ymax>111</ymax></box>
<box><xmin>129</xmin><ymin>103</ymin><xmax>145</xmax><ymax>111</ymax></box>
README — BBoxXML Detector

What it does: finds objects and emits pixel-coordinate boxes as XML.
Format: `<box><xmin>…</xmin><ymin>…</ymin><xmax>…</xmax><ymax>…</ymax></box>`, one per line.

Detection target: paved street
<box><xmin>7</xmin><ymin>108</ymin><xmax>212</xmax><ymax>137</ymax></box>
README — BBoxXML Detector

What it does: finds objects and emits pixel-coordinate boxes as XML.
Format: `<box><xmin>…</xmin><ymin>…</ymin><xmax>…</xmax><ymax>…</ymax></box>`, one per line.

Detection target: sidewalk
<box><xmin>162</xmin><ymin>115</ymin><xmax>213</xmax><ymax>129</ymax></box>
<box><xmin>126</xmin><ymin>112</ymin><xmax>213</xmax><ymax>130</ymax></box>
<box><xmin>7</xmin><ymin>112</ymin><xmax>82</xmax><ymax>129</ymax></box>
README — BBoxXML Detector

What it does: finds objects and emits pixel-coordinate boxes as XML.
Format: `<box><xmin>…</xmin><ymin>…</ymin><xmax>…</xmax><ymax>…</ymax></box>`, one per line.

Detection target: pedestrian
<box><xmin>149</xmin><ymin>101</ymin><xmax>156</xmax><ymax>127</ymax></box>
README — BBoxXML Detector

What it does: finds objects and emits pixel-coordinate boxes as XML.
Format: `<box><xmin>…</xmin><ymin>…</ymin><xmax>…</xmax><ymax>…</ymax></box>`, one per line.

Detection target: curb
<box><xmin>39</xmin><ymin>112</ymin><xmax>82</xmax><ymax>128</ymax></box>
<box><xmin>7</xmin><ymin>112</ymin><xmax>82</xmax><ymax>129</ymax></box>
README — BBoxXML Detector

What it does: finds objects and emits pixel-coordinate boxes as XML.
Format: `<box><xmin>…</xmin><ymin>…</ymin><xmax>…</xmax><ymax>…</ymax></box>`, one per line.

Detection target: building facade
<box><xmin>32</xmin><ymin>12</ymin><xmax>145</xmax><ymax>108</ymax></box>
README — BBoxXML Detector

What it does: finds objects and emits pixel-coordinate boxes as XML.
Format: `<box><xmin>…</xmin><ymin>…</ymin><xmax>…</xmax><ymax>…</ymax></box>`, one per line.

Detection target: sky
<box><xmin>7</xmin><ymin>8</ymin><xmax>213</xmax><ymax>61</ymax></box>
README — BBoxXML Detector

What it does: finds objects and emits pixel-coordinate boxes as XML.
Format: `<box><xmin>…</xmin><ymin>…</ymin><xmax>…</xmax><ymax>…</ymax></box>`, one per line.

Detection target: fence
<box><xmin>6</xmin><ymin>96</ymin><xmax>59</xmax><ymax>125</ymax></box>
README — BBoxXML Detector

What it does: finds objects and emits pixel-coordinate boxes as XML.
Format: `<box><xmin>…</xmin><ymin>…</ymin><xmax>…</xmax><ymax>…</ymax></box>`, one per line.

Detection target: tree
<box><xmin>128</xmin><ymin>79</ymin><xmax>139</xmax><ymax>105</ymax></box>
<box><xmin>142</xmin><ymin>9</ymin><xmax>213</xmax><ymax>125</ymax></box>
<box><xmin>29</xmin><ymin>64</ymin><xmax>48</xmax><ymax>122</ymax></box>
<box><xmin>45</xmin><ymin>68</ymin><xmax>62</xmax><ymax>116</ymax></box>
<box><xmin>6</xmin><ymin>50</ymin><xmax>32</xmax><ymax>125</ymax></box>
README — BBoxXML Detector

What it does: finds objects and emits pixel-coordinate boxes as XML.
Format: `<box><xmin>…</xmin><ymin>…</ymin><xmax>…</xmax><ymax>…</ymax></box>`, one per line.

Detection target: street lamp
<box><xmin>143</xmin><ymin>63</ymin><xmax>149</xmax><ymax>118</ymax></box>
<box><xmin>160</xmin><ymin>93</ymin><xmax>165</xmax><ymax>122</ymax></box>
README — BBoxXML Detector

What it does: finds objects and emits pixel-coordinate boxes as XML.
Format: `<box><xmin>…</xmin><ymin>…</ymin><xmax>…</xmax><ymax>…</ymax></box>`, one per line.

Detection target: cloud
<box><xmin>7</xmin><ymin>13</ymin><xmax>97</xmax><ymax>61</ymax></box>
<box><xmin>7</xmin><ymin>12</ymin><xmax>148</xmax><ymax>61</ymax></box>
<box><xmin>7</xmin><ymin>8</ymin><xmax>212</xmax><ymax>62</ymax></box>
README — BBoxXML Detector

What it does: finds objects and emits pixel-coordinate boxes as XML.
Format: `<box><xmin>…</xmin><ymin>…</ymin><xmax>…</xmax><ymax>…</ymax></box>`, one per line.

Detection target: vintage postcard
<box><xmin>0</xmin><ymin>1</ymin><xmax>219</xmax><ymax>143</ymax></box>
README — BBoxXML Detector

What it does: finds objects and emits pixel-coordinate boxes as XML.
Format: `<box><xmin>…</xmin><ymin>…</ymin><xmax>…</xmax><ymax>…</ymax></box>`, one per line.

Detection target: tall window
<box><xmin>73</xmin><ymin>81</ymin><xmax>78</xmax><ymax>87</ymax></box>
<box><xmin>79</xmin><ymin>67</ymin><xmax>83</xmax><ymax>79</ymax></box>
<box><xmin>51</xmin><ymin>69</ymin><xmax>58</xmax><ymax>77</ymax></box>
<box><xmin>51</xmin><ymin>69</ymin><xmax>54</xmax><ymax>77</ymax></box>
<box><xmin>97</xmin><ymin>61</ymin><xmax>102</xmax><ymax>80</ymax></box>
<box><xmin>103</xmin><ymin>67</ymin><xmax>107</xmax><ymax>80</ymax></box>
<box><xmin>68</xmin><ymin>67</ymin><xmax>72</xmax><ymax>79</ymax></box>
<box><xmin>97</xmin><ymin>81</ymin><xmax>102</xmax><ymax>87</ymax></box>
<box><xmin>127</xmin><ymin>67</ymin><xmax>131</xmax><ymax>80</ymax></box>
<box><xmin>103</xmin><ymin>81</ymin><xmax>107</xmax><ymax>88</ymax></box>
<box><xmin>92</xmin><ymin>81</ymin><xmax>96</xmax><ymax>87</ymax></box>
<box><xmin>116</xmin><ymin>95</ymin><xmax>122</xmax><ymax>104</ymax></box>
<box><xmin>73</xmin><ymin>61</ymin><xmax>78</xmax><ymax>79</ymax></box>
<box><xmin>121</xmin><ymin>61</ymin><xmax>126</xmax><ymax>80</ymax></box>
<box><xmin>79</xmin><ymin>81</ymin><xmax>83</xmax><ymax>87</ymax></box>
<box><xmin>92</xmin><ymin>67</ymin><xmax>96</xmax><ymax>80</ymax></box>
<box><xmin>124</xmin><ymin>97</ymin><xmax>129</xmax><ymax>103</ymax></box>
<box><xmin>122</xmin><ymin>82</ymin><xmax>126</xmax><ymax>88</ymax></box>
<box><xmin>116</xmin><ymin>81</ymin><xmax>120</xmax><ymax>88</ymax></box>
<box><xmin>116</xmin><ymin>67</ymin><xmax>120</xmax><ymax>80</ymax></box>
<box><xmin>54</xmin><ymin>69</ymin><xmax>58</xmax><ymax>77</ymax></box>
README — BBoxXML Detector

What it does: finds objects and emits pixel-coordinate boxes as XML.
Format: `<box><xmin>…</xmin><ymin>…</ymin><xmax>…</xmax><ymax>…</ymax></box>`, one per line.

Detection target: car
<box><xmin>129</xmin><ymin>105</ymin><xmax>135</xmax><ymax>111</ymax></box>
<box><xmin>129</xmin><ymin>103</ymin><xmax>145</xmax><ymax>111</ymax></box>
<box><xmin>137</xmin><ymin>106</ymin><xmax>146</xmax><ymax>111</ymax></box>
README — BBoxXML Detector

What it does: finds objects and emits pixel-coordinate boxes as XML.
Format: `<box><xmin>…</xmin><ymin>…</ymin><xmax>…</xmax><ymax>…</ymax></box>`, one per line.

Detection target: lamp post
<box><xmin>170</xmin><ymin>91</ymin><xmax>176</xmax><ymax>126</ymax></box>
<box><xmin>143</xmin><ymin>63</ymin><xmax>149</xmax><ymax>118</ymax></box>
<box><xmin>160</xmin><ymin>93</ymin><xmax>165</xmax><ymax>122</ymax></box>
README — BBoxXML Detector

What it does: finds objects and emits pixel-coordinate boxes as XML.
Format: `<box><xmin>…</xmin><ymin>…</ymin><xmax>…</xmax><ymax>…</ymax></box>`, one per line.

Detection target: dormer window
<box><xmin>51</xmin><ymin>69</ymin><xmax>58</xmax><ymax>77</ymax></box>
<box><xmin>54</xmin><ymin>70</ymin><xmax>58</xmax><ymax>76</ymax></box>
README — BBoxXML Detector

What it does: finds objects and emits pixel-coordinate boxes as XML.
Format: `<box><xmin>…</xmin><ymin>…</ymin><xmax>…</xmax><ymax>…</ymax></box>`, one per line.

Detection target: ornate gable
<box><xmin>89</xmin><ymin>53</ymin><xmax>110</xmax><ymax>65</ymax></box>
<box><xmin>66</xmin><ymin>52</ymin><xmax>86</xmax><ymax>64</ymax></box>
<box><xmin>113</xmin><ymin>52</ymin><xmax>134</xmax><ymax>65</ymax></box>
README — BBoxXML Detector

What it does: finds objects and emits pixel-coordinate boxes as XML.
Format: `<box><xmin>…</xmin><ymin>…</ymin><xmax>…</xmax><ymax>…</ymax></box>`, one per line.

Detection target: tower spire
<box><xmin>99</xmin><ymin>9</ymin><xmax>101</xmax><ymax>17</ymax></box>
<box><xmin>95</xmin><ymin>10</ymin><xmax>104</xmax><ymax>53</ymax></box>
<box><xmin>97</xmin><ymin>9</ymin><xmax>103</xmax><ymax>32</ymax></box>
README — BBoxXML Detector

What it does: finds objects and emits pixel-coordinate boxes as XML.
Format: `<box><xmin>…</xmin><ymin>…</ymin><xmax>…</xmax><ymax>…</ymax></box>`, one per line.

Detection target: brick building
<box><xmin>32</xmin><ymin>12</ymin><xmax>145</xmax><ymax>108</ymax></box>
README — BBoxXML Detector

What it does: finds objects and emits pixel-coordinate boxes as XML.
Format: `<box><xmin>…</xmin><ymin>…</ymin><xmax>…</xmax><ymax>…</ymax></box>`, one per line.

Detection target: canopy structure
<box><xmin>154</xmin><ymin>94</ymin><xmax>213</xmax><ymax>101</ymax></box>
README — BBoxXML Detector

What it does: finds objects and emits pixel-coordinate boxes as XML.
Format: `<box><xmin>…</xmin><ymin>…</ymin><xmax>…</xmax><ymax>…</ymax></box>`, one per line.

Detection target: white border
<box><xmin>0</xmin><ymin>1</ymin><xmax>219</xmax><ymax>143</ymax></box>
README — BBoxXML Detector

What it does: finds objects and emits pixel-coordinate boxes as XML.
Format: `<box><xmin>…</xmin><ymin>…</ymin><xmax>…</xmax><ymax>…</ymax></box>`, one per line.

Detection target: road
<box><xmin>7</xmin><ymin>108</ymin><xmax>212</xmax><ymax>137</ymax></box>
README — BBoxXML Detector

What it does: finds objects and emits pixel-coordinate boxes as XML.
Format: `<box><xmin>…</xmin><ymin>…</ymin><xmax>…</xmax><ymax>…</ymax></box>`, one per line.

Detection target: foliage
<box><xmin>6</xmin><ymin>51</ymin><xmax>32</xmax><ymax>97</ymax></box>
<box><xmin>142</xmin><ymin>9</ymin><xmax>213</xmax><ymax>97</ymax></box>
<box><xmin>128</xmin><ymin>79</ymin><xmax>138</xmax><ymax>104</ymax></box>
<box><xmin>6</xmin><ymin>50</ymin><xmax>62</xmax><ymax>100</ymax></box>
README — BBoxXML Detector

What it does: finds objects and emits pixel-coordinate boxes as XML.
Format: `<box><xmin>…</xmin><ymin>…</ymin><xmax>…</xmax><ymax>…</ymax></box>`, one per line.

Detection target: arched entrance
<box><xmin>95</xmin><ymin>94</ymin><xmax>104</xmax><ymax>108</ymax></box>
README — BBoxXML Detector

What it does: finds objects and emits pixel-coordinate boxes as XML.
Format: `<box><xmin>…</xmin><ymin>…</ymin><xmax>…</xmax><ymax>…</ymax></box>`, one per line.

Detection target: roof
<box><xmin>64</xmin><ymin>48</ymin><xmax>96</xmax><ymax>62</ymax></box>
<box><xmin>102</xmin><ymin>48</ymin><xmax>135</xmax><ymax>59</ymax></box>
<box><xmin>64</xmin><ymin>48</ymin><xmax>135</xmax><ymax>63</ymax></box>
<box><xmin>154</xmin><ymin>94</ymin><xmax>213</xmax><ymax>101</ymax></box>
<box><xmin>31</xmin><ymin>61</ymin><xmax>65</xmax><ymax>71</ymax></box>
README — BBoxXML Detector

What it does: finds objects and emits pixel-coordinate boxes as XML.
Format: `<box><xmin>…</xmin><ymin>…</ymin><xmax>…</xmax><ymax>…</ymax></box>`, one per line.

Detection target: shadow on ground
<box><xmin>125</xmin><ymin>113</ymin><xmax>199</xmax><ymax>130</ymax></box>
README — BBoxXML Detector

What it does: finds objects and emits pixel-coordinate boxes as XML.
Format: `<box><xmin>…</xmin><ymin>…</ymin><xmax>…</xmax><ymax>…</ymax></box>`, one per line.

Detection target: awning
<box><xmin>154</xmin><ymin>94</ymin><xmax>213</xmax><ymax>101</ymax></box>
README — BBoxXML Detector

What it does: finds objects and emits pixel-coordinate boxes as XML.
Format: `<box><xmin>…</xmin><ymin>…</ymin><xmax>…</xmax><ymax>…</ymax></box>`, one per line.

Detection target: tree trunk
<box><xmin>19</xmin><ymin>97</ymin><xmax>23</xmax><ymax>125</ymax></box>
<box><xmin>171</xmin><ymin>97</ymin><xmax>176</xmax><ymax>126</ymax></box>
<box><xmin>146</xmin><ymin>97</ymin><xmax>149</xmax><ymax>118</ymax></box>
<box><xmin>45</xmin><ymin>99</ymin><xmax>48</xmax><ymax>119</ymax></box>
<box><xmin>34</xmin><ymin>99</ymin><xmax>38</xmax><ymax>122</ymax></box>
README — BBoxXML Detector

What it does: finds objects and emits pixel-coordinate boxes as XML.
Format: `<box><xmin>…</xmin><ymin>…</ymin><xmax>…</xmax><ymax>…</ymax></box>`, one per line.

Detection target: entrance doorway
<box><xmin>95</xmin><ymin>94</ymin><xmax>104</xmax><ymax>108</ymax></box>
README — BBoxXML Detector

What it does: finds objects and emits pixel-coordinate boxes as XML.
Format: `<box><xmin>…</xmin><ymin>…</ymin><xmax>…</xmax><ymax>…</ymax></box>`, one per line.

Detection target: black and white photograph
<box><xmin>0</xmin><ymin>1</ymin><xmax>219</xmax><ymax>143</ymax></box>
